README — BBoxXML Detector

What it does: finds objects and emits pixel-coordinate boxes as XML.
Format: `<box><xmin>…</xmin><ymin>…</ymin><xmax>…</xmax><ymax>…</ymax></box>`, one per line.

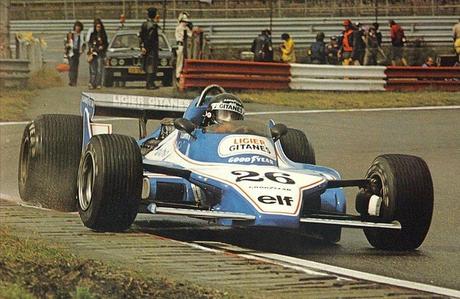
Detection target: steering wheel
<box><xmin>196</xmin><ymin>85</ymin><xmax>226</xmax><ymax>107</ymax></box>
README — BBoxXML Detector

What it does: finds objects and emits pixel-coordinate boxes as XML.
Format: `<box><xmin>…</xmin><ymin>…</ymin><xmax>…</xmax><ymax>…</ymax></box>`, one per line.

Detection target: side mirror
<box><xmin>174</xmin><ymin>118</ymin><xmax>196</xmax><ymax>136</ymax></box>
<box><xmin>271</xmin><ymin>123</ymin><xmax>288</xmax><ymax>141</ymax></box>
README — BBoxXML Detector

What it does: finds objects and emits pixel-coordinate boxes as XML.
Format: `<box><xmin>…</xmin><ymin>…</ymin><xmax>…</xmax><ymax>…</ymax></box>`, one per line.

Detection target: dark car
<box><xmin>104</xmin><ymin>30</ymin><xmax>174</xmax><ymax>87</ymax></box>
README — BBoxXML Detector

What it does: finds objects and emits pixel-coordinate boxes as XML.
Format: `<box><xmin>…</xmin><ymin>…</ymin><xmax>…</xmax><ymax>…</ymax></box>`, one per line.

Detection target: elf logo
<box><xmin>258</xmin><ymin>195</ymin><xmax>293</xmax><ymax>206</ymax></box>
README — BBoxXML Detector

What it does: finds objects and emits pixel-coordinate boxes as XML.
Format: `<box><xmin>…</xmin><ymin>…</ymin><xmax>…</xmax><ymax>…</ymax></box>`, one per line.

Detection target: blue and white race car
<box><xmin>18</xmin><ymin>85</ymin><xmax>434</xmax><ymax>250</ymax></box>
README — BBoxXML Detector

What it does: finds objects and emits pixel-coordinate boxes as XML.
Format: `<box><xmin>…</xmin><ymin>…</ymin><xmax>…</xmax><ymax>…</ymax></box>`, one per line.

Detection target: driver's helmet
<box><xmin>203</xmin><ymin>93</ymin><xmax>245</xmax><ymax>126</ymax></box>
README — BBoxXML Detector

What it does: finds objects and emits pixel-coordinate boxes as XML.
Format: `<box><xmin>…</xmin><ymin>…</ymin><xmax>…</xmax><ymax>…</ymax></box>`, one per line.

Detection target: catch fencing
<box><xmin>0</xmin><ymin>59</ymin><xmax>30</xmax><ymax>88</ymax></box>
<box><xmin>180</xmin><ymin>59</ymin><xmax>460</xmax><ymax>91</ymax></box>
<box><xmin>9</xmin><ymin>15</ymin><xmax>459</xmax><ymax>48</ymax></box>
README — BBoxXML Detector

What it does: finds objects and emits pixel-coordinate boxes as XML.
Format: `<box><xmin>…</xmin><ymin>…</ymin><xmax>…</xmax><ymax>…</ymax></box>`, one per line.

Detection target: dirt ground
<box><xmin>0</xmin><ymin>228</ymin><xmax>225</xmax><ymax>299</ymax></box>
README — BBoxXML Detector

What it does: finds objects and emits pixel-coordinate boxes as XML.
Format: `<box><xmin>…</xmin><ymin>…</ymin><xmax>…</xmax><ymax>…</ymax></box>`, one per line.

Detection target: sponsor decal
<box><xmin>210</xmin><ymin>100</ymin><xmax>245</xmax><ymax>115</ymax></box>
<box><xmin>258</xmin><ymin>195</ymin><xmax>293</xmax><ymax>206</ymax></box>
<box><xmin>112</xmin><ymin>95</ymin><xmax>190</xmax><ymax>108</ymax></box>
<box><xmin>227</xmin><ymin>155</ymin><xmax>275</xmax><ymax>165</ymax></box>
<box><xmin>218</xmin><ymin>135</ymin><xmax>276</xmax><ymax>159</ymax></box>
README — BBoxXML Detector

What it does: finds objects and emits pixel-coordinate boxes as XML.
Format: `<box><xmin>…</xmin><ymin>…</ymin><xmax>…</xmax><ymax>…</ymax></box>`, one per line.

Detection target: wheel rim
<box><xmin>19</xmin><ymin>135</ymin><xmax>30</xmax><ymax>185</ymax></box>
<box><xmin>78</xmin><ymin>152</ymin><xmax>95</xmax><ymax>211</ymax></box>
<box><xmin>368</xmin><ymin>171</ymin><xmax>391</xmax><ymax>220</ymax></box>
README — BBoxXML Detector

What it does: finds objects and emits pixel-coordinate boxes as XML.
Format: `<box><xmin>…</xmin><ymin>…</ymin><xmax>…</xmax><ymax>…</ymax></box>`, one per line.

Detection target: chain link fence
<box><xmin>9</xmin><ymin>0</ymin><xmax>460</xmax><ymax>20</ymax></box>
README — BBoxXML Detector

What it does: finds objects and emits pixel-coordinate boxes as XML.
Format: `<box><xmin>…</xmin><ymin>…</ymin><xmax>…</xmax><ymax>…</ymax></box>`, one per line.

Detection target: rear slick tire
<box><xmin>78</xmin><ymin>134</ymin><xmax>143</xmax><ymax>232</ymax></box>
<box><xmin>18</xmin><ymin>114</ymin><xmax>82</xmax><ymax>211</ymax></box>
<box><xmin>363</xmin><ymin>154</ymin><xmax>434</xmax><ymax>251</ymax></box>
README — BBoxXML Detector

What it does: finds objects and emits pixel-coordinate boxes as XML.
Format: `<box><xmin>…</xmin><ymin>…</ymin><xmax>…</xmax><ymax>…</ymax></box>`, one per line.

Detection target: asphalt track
<box><xmin>1</xmin><ymin>88</ymin><xmax>459</xmax><ymax>292</ymax></box>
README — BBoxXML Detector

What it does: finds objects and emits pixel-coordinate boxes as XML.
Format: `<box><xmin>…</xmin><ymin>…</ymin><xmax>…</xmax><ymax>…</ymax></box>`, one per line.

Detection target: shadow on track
<box><xmin>132</xmin><ymin>218</ymin><xmax>424</xmax><ymax>259</ymax></box>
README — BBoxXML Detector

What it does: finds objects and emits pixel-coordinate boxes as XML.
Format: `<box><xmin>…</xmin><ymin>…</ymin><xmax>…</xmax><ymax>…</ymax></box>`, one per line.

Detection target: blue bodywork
<box><xmin>81</xmin><ymin>92</ymin><xmax>346</xmax><ymax>234</ymax></box>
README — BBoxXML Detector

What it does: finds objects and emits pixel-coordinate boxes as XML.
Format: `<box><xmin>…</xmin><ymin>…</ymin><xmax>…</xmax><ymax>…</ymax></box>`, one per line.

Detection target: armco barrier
<box><xmin>289</xmin><ymin>64</ymin><xmax>386</xmax><ymax>91</ymax></box>
<box><xmin>180</xmin><ymin>59</ymin><xmax>290</xmax><ymax>90</ymax></box>
<box><xmin>385</xmin><ymin>67</ymin><xmax>460</xmax><ymax>91</ymax></box>
<box><xmin>0</xmin><ymin>59</ymin><xmax>30</xmax><ymax>88</ymax></box>
<box><xmin>180</xmin><ymin>60</ymin><xmax>460</xmax><ymax>92</ymax></box>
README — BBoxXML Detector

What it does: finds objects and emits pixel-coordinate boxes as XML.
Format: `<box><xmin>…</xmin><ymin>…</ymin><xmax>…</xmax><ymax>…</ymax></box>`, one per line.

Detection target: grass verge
<box><xmin>0</xmin><ymin>227</ymin><xmax>225</xmax><ymax>299</ymax></box>
<box><xmin>0</xmin><ymin>68</ymin><xmax>63</xmax><ymax>122</ymax></box>
<box><xmin>239</xmin><ymin>90</ymin><xmax>460</xmax><ymax>109</ymax></box>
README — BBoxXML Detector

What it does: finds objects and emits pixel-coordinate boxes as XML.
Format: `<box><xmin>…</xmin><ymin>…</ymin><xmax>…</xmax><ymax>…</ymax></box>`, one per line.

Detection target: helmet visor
<box><xmin>213</xmin><ymin>110</ymin><xmax>244</xmax><ymax>123</ymax></box>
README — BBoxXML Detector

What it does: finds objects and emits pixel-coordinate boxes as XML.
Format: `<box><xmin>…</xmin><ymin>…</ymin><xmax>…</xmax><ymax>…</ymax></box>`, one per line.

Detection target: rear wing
<box><xmin>80</xmin><ymin>92</ymin><xmax>192</xmax><ymax>143</ymax></box>
<box><xmin>81</xmin><ymin>92</ymin><xmax>191</xmax><ymax>120</ymax></box>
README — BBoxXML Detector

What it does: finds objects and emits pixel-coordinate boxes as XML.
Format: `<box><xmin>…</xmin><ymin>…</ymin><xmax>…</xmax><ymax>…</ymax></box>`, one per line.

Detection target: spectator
<box><xmin>351</xmin><ymin>22</ymin><xmax>366</xmax><ymax>65</ymax></box>
<box><xmin>280</xmin><ymin>33</ymin><xmax>296</xmax><ymax>63</ymax></box>
<box><xmin>326</xmin><ymin>36</ymin><xmax>339</xmax><ymax>65</ymax></box>
<box><xmin>251</xmin><ymin>30</ymin><xmax>272</xmax><ymax>62</ymax></box>
<box><xmin>373</xmin><ymin>22</ymin><xmax>383</xmax><ymax>47</ymax></box>
<box><xmin>338</xmin><ymin>19</ymin><xmax>354</xmax><ymax>65</ymax></box>
<box><xmin>87</xmin><ymin>19</ymin><xmax>108</xmax><ymax>89</ymax></box>
<box><xmin>422</xmin><ymin>56</ymin><xmax>434</xmax><ymax>67</ymax></box>
<box><xmin>453</xmin><ymin>19</ymin><xmax>460</xmax><ymax>61</ymax></box>
<box><xmin>309</xmin><ymin>32</ymin><xmax>326</xmax><ymax>64</ymax></box>
<box><xmin>140</xmin><ymin>7</ymin><xmax>160</xmax><ymax>90</ymax></box>
<box><xmin>265</xmin><ymin>30</ymin><xmax>274</xmax><ymax>62</ymax></box>
<box><xmin>85</xmin><ymin>18</ymin><xmax>99</xmax><ymax>48</ymax></box>
<box><xmin>389</xmin><ymin>19</ymin><xmax>408</xmax><ymax>66</ymax></box>
<box><xmin>364</xmin><ymin>26</ymin><xmax>380</xmax><ymax>65</ymax></box>
<box><xmin>118</xmin><ymin>14</ymin><xmax>126</xmax><ymax>30</ymax></box>
<box><xmin>175</xmin><ymin>11</ymin><xmax>193</xmax><ymax>80</ymax></box>
<box><xmin>66</xmin><ymin>21</ymin><xmax>85</xmax><ymax>87</ymax></box>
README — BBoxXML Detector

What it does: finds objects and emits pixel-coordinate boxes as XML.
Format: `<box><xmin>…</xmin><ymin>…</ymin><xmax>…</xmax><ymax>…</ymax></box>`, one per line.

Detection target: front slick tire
<box><xmin>364</xmin><ymin>154</ymin><xmax>433</xmax><ymax>251</ymax></box>
<box><xmin>78</xmin><ymin>134</ymin><xmax>142</xmax><ymax>232</ymax></box>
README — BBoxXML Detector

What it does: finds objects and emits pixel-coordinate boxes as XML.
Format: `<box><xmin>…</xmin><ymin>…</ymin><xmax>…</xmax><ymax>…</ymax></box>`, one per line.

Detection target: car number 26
<box><xmin>231</xmin><ymin>171</ymin><xmax>295</xmax><ymax>184</ymax></box>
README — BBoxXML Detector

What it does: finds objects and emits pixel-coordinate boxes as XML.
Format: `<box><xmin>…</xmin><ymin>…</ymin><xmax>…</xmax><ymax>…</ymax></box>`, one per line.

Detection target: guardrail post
<box><xmin>0</xmin><ymin>59</ymin><xmax>30</xmax><ymax>88</ymax></box>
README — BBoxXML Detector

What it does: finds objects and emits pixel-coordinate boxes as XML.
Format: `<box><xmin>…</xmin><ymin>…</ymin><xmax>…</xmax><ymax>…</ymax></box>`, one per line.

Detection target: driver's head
<box><xmin>204</xmin><ymin>93</ymin><xmax>244</xmax><ymax>125</ymax></box>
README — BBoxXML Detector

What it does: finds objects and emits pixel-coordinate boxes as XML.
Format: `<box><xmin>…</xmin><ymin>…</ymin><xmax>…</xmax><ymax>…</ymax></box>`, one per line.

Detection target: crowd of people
<box><xmin>251</xmin><ymin>18</ymin><xmax>460</xmax><ymax>67</ymax></box>
<box><xmin>64</xmin><ymin>14</ymin><xmax>460</xmax><ymax>88</ymax></box>
<box><xmin>250</xmin><ymin>19</ymin><xmax>406</xmax><ymax>66</ymax></box>
<box><xmin>64</xmin><ymin>7</ymin><xmax>195</xmax><ymax>89</ymax></box>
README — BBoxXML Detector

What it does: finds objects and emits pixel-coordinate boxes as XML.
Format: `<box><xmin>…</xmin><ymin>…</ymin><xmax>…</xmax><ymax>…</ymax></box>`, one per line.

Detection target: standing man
<box><xmin>251</xmin><ymin>30</ymin><xmax>272</xmax><ymax>62</ymax></box>
<box><xmin>351</xmin><ymin>22</ymin><xmax>366</xmax><ymax>65</ymax></box>
<box><xmin>338</xmin><ymin>19</ymin><xmax>354</xmax><ymax>65</ymax></box>
<box><xmin>373</xmin><ymin>22</ymin><xmax>383</xmax><ymax>48</ymax></box>
<box><xmin>309</xmin><ymin>32</ymin><xmax>326</xmax><ymax>64</ymax></box>
<box><xmin>280</xmin><ymin>33</ymin><xmax>296</xmax><ymax>63</ymax></box>
<box><xmin>265</xmin><ymin>29</ymin><xmax>274</xmax><ymax>62</ymax></box>
<box><xmin>364</xmin><ymin>26</ymin><xmax>380</xmax><ymax>65</ymax></box>
<box><xmin>453</xmin><ymin>19</ymin><xmax>460</xmax><ymax>61</ymax></box>
<box><xmin>175</xmin><ymin>11</ymin><xmax>193</xmax><ymax>80</ymax></box>
<box><xmin>326</xmin><ymin>36</ymin><xmax>339</xmax><ymax>65</ymax></box>
<box><xmin>389</xmin><ymin>20</ymin><xmax>408</xmax><ymax>66</ymax></box>
<box><xmin>67</xmin><ymin>21</ymin><xmax>85</xmax><ymax>86</ymax></box>
<box><xmin>118</xmin><ymin>14</ymin><xmax>126</xmax><ymax>30</ymax></box>
<box><xmin>140</xmin><ymin>7</ymin><xmax>160</xmax><ymax>90</ymax></box>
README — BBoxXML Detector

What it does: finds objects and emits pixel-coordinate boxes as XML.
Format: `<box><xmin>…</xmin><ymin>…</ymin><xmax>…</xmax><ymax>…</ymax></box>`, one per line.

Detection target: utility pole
<box><xmin>0</xmin><ymin>0</ymin><xmax>11</xmax><ymax>58</ymax></box>
<box><xmin>374</xmin><ymin>0</ymin><xmax>378</xmax><ymax>23</ymax></box>
<box><xmin>269</xmin><ymin>0</ymin><xmax>273</xmax><ymax>32</ymax></box>
<box><xmin>162</xmin><ymin>0</ymin><xmax>166</xmax><ymax>33</ymax></box>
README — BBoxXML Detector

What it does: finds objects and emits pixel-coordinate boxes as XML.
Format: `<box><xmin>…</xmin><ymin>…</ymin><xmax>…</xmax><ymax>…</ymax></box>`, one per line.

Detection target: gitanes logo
<box><xmin>218</xmin><ymin>135</ymin><xmax>276</xmax><ymax>159</ymax></box>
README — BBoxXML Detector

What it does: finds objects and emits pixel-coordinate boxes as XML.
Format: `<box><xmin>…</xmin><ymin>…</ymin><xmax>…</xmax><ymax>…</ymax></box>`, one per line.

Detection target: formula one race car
<box><xmin>18</xmin><ymin>85</ymin><xmax>434</xmax><ymax>250</ymax></box>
